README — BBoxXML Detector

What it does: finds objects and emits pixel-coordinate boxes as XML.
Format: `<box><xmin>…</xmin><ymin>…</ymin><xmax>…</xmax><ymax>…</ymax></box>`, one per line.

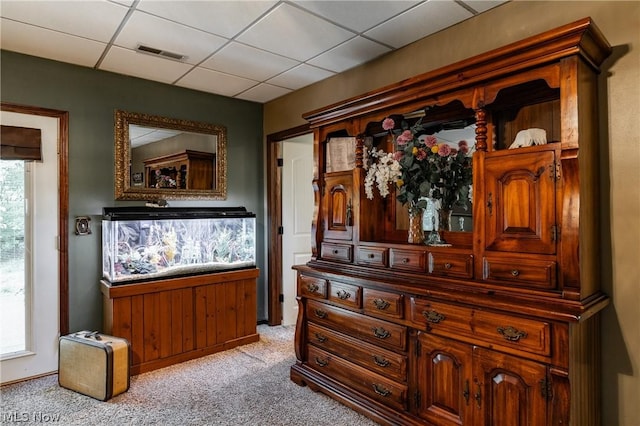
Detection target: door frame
<box><xmin>1</xmin><ymin>102</ymin><xmax>69</xmax><ymax>336</ymax></box>
<box><xmin>266</xmin><ymin>124</ymin><xmax>310</xmax><ymax>325</ymax></box>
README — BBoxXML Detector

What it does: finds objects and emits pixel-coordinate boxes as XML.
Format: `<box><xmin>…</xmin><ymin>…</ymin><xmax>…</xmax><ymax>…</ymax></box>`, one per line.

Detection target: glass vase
<box><xmin>407</xmin><ymin>209</ymin><xmax>425</xmax><ymax>244</ymax></box>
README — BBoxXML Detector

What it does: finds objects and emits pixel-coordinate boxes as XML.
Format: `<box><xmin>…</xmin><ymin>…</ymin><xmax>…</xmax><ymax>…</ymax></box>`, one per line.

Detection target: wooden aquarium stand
<box><xmin>101</xmin><ymin>268</ymin><xmax>259</xmax><ymax>375</ymax></box>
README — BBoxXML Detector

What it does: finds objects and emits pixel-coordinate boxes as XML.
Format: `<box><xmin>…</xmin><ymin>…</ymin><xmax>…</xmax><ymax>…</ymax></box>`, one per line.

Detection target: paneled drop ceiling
<box><xmin>0</xmin><ymin>0</ymin><xmax>506</xmax><ymax>103</ymax></box>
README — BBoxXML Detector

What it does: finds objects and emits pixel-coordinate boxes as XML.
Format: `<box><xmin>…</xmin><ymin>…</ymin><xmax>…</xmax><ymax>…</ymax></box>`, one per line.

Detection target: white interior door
<box><xmin>282</xmin><ymin>134</ymin><xmax>313</xmax><ymax>325</ymax></box>
<box><xmin>0</xmin><ymin>111</ymin><xmax>60</xmax><ymax>384</ymax></box>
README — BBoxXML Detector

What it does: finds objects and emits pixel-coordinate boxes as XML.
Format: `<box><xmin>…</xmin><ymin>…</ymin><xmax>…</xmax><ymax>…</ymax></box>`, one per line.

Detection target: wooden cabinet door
<box><xmin>485</xmin><ymin>150</ymin><xmax>556</xmax><ymax>254</ymax></box>
<box><xmin>473</xmin><ymin>347</ymin><xmax>548</xmax><ymax>426</ymax></box>
<box><xmin>416</xmin><ymin>332</ymin><xmax>474</xmax><ymax>426</ymax></box>
<box><xmin>323</xmin><ymin>173</ymin><xmax>353</xmax><ymax>240</ymax></box>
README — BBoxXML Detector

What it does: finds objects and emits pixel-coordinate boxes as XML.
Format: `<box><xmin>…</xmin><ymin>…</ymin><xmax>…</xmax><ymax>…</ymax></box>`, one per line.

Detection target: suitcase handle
<box><xmin>76</xmin><ymin>331</ymin><xmax>102</xmax><ymax>340</ymax></box>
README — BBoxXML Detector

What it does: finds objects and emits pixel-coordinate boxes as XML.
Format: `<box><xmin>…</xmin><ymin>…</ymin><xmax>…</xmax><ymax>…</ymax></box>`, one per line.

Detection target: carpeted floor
<box><xmin>0</xmin><ymin>325</ymin><xmax>378</xmax><ymax>425</ymax></box>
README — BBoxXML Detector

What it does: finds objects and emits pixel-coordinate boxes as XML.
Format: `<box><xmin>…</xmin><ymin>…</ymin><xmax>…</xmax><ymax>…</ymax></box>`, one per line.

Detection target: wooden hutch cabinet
<box><xmin>290</xmin><ymin>18</ymin><xmax>611</xmax><ymax>426</ymax></box>
<box><xmin>144</xmin><ymin>149</ymin><xmax>215</xmax><ymax>190</ymax></box>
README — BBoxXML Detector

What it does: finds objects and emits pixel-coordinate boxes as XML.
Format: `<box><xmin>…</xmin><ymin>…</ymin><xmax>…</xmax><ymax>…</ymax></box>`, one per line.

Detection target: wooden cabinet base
<box><xmin>101</xmin><ymin>268</ymin><xmax>259</xmax><ymax>375</ymax></box>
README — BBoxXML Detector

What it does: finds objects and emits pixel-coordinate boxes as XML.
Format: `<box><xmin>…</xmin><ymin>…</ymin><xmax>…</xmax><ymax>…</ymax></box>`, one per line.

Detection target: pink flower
<box><xmin>396</xmin><ymin>134</ymin><xmax>409</xmax><ymax>145</ymax></box>
<box><xmin>424</xmin><ymin>135</ymin><xmax>438</xmax><ymax>147</ymax></box>
<box><xmin>415</xmin><ymin>148</ymin><xmax>428</xmax><ymax>160</ymax></box>
<box><xmin>393</xmin><ymin>151</ymin><xmax>404</xmax><ymax>161</ymax></box>
<box><xmin>459</xmin><ymin>145</ymin><xmax>469</xmax><ymax>154</ymax></box>
<box><xmin>438</xmin><ymin>143</ymin><xmax>452</xmax><ymax>157</ymax></box>
<box><xmin>458</xmin><ymin>140</ymin><xmax>468</xmax><ymax>148</ymax></box>
<box><xmin>382</xmin><ymin>118</ymin><xmax>395</xmax><ymax>131</ymax></box>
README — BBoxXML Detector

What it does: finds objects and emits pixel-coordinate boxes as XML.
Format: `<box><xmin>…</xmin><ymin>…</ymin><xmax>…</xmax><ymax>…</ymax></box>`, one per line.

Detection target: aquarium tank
<box><xmin>102</xmin><ymin>207</ymin><xmax>256</xmax><ymax>284</ymax></box>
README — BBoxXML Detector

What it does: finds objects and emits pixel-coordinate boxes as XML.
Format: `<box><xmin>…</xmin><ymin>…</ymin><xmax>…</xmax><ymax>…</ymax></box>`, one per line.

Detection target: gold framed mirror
<box><xmin>114</xmin><ymin>110</ymin><xmax>227</xmax><ymax>200</ymax></box>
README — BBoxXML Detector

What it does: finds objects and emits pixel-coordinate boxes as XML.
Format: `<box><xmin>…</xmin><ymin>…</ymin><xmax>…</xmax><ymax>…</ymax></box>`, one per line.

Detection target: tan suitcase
<box><xmin>58</xmin><ymin>331</ymin><xmax>130</xmax><ymax>400</ymax></box>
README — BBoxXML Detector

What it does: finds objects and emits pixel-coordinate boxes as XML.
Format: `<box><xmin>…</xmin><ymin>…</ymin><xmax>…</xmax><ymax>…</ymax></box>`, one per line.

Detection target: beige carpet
<box><xmin>0</xmin><ymin>324</ymin><xmax>377</xmax><ymax>425</ymax></box>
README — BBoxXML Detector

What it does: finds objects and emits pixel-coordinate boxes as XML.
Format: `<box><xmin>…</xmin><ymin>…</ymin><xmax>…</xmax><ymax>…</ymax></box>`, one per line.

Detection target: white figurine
<box><xmin>509</xmin><ymin>128</ymin><xmax>547</xmax><ymax>149</ymax></box>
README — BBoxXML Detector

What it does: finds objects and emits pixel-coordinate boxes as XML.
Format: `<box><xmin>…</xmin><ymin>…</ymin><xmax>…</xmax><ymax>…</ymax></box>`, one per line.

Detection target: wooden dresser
<box><xmin>290</xmin><ymin>18</ymin><xmax>611</xmax><ymax>426</ymax></box>
<box><xmin>144</xmin><ymin>149</ymin><xmax>215</xmax><ymax>190</ymax></box>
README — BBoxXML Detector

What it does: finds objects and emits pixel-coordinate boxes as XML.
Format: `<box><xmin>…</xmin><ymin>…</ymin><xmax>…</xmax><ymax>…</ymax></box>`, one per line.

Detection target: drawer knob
<box><xmin>314</xmin><ymin>356</ymin><xmax>328</xmax><ymax>367</ymax></box>
<box><xmin>314</xmin><ymin>332</ymin><xmax>327</xmax><ymax>343</ymax></box>
<box><xmin>373</xmin><ymin>298</ymin><xmax>390</xmax><ymax>310</ymax></box>
<box><xmin>372</xmin><ymin>355</ymin><xmax>390</xmax><ymax>367</ymax></box>
<box><xmin>422</xmin><ymin>309</ymin><xmax>446</xmax><ymax>324</ymax></box>
<box><xmin>372</xmin><ymin>327</ymin><xmax>391</xmax><ymax>339</ymax></box>
<box><xmin>306</xmin><ymin>283</ymin><xmax>319</xmax><ymax>293</ymax></box>
<box><xmin>444</xmin><ymin>263</ymin><xmax>452</xmax><ymax>269</ymax></box>
<box><xmin>314</xmin><ymin>309</ymin><xmax>327</xmax><ymax>319</ymax></box>
<box><xmin>368</xmin><ymin>253</ymin><xmax>375</xmax><ymax>259</ymax></box>
<box><xmin>511</xmin><ymin>269</ymin><xmax>520</xmax><ymax>277</ymax></box>
<box><xmin>402</xmin><ymin>258</ymin><xmax>410</xmax><ymax>264</ymax></box>
<box><xmin>373</xmin><ymin>384</ymin><xmax>391</xmax><ymax>397</ymax></box>
<box><xmin>333</xmin><ymin>249</ymin><xmax>339</xmax><ymax>254</ymax></box>
<box><xmin>497</xmin><ymin>326</ymin><xmax>528</xmax><ymax>342</ymax></box>
<box><xmin>336</xmin><ymin>289</ymin><xmax>351</xmax><ymax>300</ymax></box>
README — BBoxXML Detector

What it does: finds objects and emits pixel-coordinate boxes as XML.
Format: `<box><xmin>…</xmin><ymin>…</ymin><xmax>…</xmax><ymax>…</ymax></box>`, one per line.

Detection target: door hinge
<box><xmin>540</xmin><ymin>376</ymin><xmax>553</xmax><ymax>401</ymax></box>
<box><xmin>278</xmin><ymin>226</ymin><xmax>284</xmax><ymax>235</ymax></box>
<box><xmin>415</xmin><ymin>340</ymin><xmax>421</xmax><ymax>357</ymax></box>
<box><xmin>279</xmin><ymin>294</ymin><xmax>284</xmax><ymax>303</ymax></box>
<box><xmin>277</xmin><ymin>158</ymin><xmax>283</xmax><ymax>167</ymax></box>
<box><xmin>549</xmin><ymin>162</ymin><xmax>561</xmax><ymax>181</ymax></box>
<box><xmin>551</xmin><ymin>224</ymin><xmax>560</xmax><ymax>242</ymax></box>
<box><xmin>414</xmin><ymin>391</ymin><xmax>421</xmax><ymax>409</ymax></box>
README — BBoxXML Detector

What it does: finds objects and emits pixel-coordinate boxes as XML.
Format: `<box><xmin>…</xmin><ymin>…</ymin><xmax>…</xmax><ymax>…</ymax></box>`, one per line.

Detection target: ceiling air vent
<box><xmin>135</xmin><ymin>44</ymin><xmax>187</xmax><ymax>62</ymax></box>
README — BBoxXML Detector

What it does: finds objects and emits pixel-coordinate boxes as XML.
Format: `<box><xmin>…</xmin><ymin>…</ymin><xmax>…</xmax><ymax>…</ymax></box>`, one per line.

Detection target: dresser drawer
<box><xmin>483</xmin><ymin>256</ymin><xmax>556</xmax><ymax>290</ymax></box>
<box><xmin>429</xmin><ymin>252</ymin><xmax>474</xmax><ymax>279</ymax></box>
<box><xmin>389</xmin><ymin>248</ymin><xmax>426</xmax><ymax>272</ymax></box>
<box><xmin>411</xmin><ymin>297</ymin><xmax>551</xmax><ymax>357</ymax></box>
<box><xmin>307</xmin><ymin>345</ymin><xmax>408</xmax><ymax>411</ymax></box>
<box><xmin>307</xmin><ymin>300</ymin><xmax>407</xmax><ymax>351</ymax></box>
<box><xmin>471</xmin><ymin>310</ymin><xmax>551</xmax><ymax>356</ymax></box>
<box><xmin>410</xmin><ymin>297</ymin><xmax>473</xmax><ymax>336</ymax></box>
<box><xmin>299</xmin><ymin>275</ymin><xmax>327</xmax><ymax>299</ymax></box>
<box><xmin>307</xmin><ymin>323</ymin><xmax>407</xmax><ymax>382</ymax></box>
<box><xmin>356</xmin><ymin>246</ymin><xmax>388</xmax><ymax>267</ymax></box>
<box><xmin>328</xmin><ymin>281</ymin><xmax>361</xmax><ymax>309</ymax></box>
<box><xmin>321</xmin><ymin>242</ymin><xmax>353</xmax><ymax>263</ymax></box>
<box><xmin>363</xmin><ymin>288</ymin><xmax>404</xmax><ymax>320</ymax></box>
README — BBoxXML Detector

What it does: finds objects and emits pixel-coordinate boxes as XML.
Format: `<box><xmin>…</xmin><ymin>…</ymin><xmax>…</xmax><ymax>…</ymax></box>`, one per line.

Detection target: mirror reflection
<box><xmin>114</xmin><ymin>110</ymin><xmax>227</xmax><ymax>200</ymax></box>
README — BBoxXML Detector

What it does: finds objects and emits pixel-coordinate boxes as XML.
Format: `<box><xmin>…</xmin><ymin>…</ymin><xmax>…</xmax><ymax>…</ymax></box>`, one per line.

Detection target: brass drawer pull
<box><xmin>444</xmin><ymin>263</ymin><xmax>452</xmax><ymax>269</ymax></box>
<box><xmin>314</xmin><ymin>309</ymin><xmax>327</xmax><ymax>319</ymax></box>
<box><xmin>511</xmin><ymin>269</ymin><xmax>520</xmax><ymax>277</ymax></box>
<box><xmin>497</xmin><ymin>326</ymin><xmax>528</xmax><ymax>342</ymax></box>
<box><xmin>314</xmin><ymin>332</ymin><xmax>327</xmax><ymax>343</ymax></box>
<box><xmin>422</xmin><ymin>309</ymin><xmax>446</xmax><ymax>324</ymax></box>
<box><xmin>306</xmin><ymin>283</ymin><xmax>319</xmax><ymax>293</ymax></box>
<box><xmin>336</xmin><ymin>289</ymin><xmax>351</xmax><ymax>300</ymax></box>
<box><xmin>372</xmin><ymin>327</ymin><xmax>391</xmax><ymax>339</ymax></box>
<box><xmin>373</xmin><ymin>298</ymin><xmax>390</xmax><ymax>310</ymax></box>
<box><xmin>372</xmin><ymin>355</ymin><xmax>390</xmax><ymax>367</ymax></box>
<box><xmin>373</xmin><ymin>384</ymin><xmax>391</xmax><ymax>397</ymax></box>
<box><xmin>314</xmin><ymin>357</ymin><xmax>328</xmax><ymax>367</ymax></box>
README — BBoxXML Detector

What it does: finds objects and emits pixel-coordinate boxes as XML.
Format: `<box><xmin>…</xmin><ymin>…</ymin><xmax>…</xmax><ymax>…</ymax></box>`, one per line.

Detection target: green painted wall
<box><xmin>1</xmin><ymin>51</ymin><xmax>266</xmax><ymax>331</ymax></box>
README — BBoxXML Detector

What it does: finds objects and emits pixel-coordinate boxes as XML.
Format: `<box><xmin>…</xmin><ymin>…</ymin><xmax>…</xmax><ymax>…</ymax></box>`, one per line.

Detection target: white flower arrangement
<box><xmin>363</xmin><ymin>148</ymin><xmax>401</xmax><ymax>200</ymax></box>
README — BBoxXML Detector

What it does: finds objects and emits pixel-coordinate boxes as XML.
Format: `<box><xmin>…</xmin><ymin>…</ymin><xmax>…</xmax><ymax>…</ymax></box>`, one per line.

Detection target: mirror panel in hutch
<box><xmin>291</xmin><ymin>18</ymin><xmax>611</xmax><ymax>426</ymax></box>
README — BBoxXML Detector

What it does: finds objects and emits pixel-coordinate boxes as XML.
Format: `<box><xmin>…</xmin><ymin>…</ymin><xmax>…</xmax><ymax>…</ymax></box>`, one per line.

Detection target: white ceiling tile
<box><xmin>136</xmin><ymin>0</ymin><xmax>278</xmax><ymax>39</ymax></box>
<box><xmin>267</xmin><ymin>63</ymin><xmax>334</xmax><ymax>90</ymax></box>
<box><xmin>0</xmin><ymin>0</ymin><xmax>129</xmax><ymax>43</ymax></box>
<box><xmin>293</xmin><ymin>0</ymin><xmax>420</xmax><ymax>33</ymax></box>
<box><xmin>113</xmin><ymin>11</ymin><xmax>228</xmax><ymax>65</ymax></box>
<box><xmin>365</xmin><ymin>0</ymin><xmax>474</xmax><ymax>48</ymax></box>
<box><xmin>176</xmin><ymin>67</ymin><xmax>258</xmax><ymax>98</ymax></box>
<box><xmin>0</xmin><ymin>19</ymin><xmax>106</xmax><ymax>67</ymax></box>
<box><xmin>308</xmin><ymin>36</ymin><xmax>391</xmax><ymax>73</ymax></box>
<box><xmin>100</xmin><ymin>46</ymin><xmax>193</xmax><ymax>84</ymax></box>
<box><xmin>459</xmin><ymin>0</ymin><xmax>508</xmax><ymax>13</ymax></box>
<box><xmin>237</xmin><ymin>3</ymin><xmax>355</xmax><ymax>62</ymax></box>
<box><xmin>236</xmin><ymin>83</ymin><xmax>292</xmax><ymax>103</ymax></box>
<box><xmin>201</xmin><ymin>42</ymin><xmax>299</xmax><ymax>81</ymax></box>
